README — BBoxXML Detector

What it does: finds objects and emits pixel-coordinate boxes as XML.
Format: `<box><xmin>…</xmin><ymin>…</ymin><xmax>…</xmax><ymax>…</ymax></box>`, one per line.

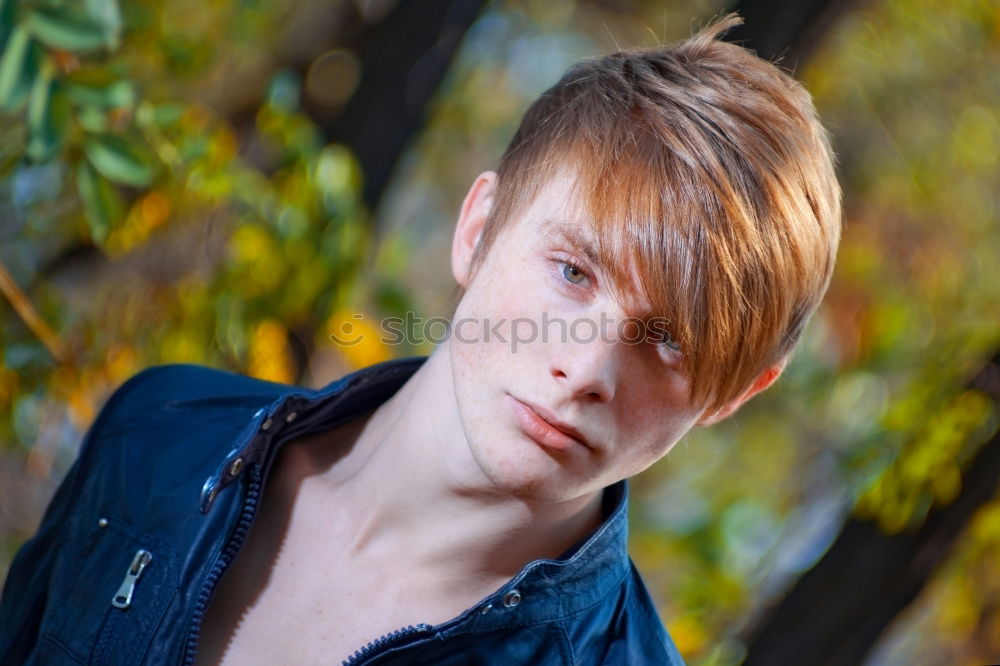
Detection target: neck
<box><xmin>315</xmin><ymin>346</ymin><xmax>605</xmax><ymax>582</ymax></box>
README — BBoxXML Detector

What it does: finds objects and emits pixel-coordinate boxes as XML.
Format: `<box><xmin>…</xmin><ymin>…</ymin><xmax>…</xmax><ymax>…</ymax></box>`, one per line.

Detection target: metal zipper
<box><xmin>181</xmin><ymin>461</ymin><xmax>434</xmax><ymax>666</ymax></box>
<box><xmin>181</xmin><ymin>465</ymin><xmax>263</xmax><ymax>666</ymax></box>
<box><xmin>112</xmin><ymin>549</ymin><xmax>153</xmax><ymax>609</ymax></box>
<box><xmin>341</xmin><ymin>623</ymin><xmax>433</xmax><ymax>666</ymax></box>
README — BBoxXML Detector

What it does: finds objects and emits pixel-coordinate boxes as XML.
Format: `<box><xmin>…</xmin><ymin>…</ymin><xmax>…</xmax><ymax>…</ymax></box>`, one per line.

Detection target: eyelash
<box><xmin>648</xmin><ymin>327</ymin><xmax>682</xmax><ymax>353</ymax></box>
<box><xmin>550</xmin><ymin>257</ymin><xmax>592</xmax><ymax>293</ymax></box>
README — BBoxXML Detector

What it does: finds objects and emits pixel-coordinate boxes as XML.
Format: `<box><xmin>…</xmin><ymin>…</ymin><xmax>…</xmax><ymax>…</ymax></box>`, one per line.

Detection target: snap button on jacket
<box><xmin>0</xmin><ymin>357</ymin><xmax>685</xmax><ymax>665</ymax></box>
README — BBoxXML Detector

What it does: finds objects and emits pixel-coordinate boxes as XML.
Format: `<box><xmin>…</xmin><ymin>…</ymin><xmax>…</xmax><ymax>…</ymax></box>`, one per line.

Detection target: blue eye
<box><xmin>561</xmin><ymin>262</ymin><xmax>587</xmax><ymax>285</ymax></box>
<box><xmin>659</xmin><ymin>334</ymin><xmax>681</xmax><ymax>353</ymax></box>
<box><xmin>646</xmin><ymin>322</ymin><xmax>681</xmax><ymax>352</ymax></box>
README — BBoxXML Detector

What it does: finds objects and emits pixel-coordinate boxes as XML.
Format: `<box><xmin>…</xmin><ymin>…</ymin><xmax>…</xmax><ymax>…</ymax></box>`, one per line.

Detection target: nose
<box><xmin>548</xmin><ymin>331</ymin><xmax>618</xmax><ymax>403</ymax></box>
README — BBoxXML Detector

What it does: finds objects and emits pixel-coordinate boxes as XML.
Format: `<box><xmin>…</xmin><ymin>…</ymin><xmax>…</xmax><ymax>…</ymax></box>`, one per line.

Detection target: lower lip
<box><xmin>508</xmin><ymin>396</ymin><xmax>585</xmax><ymax>452</ymax></box>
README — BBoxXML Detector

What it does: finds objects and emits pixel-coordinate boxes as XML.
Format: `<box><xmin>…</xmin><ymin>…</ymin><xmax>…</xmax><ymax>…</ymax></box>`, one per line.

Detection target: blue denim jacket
<box><xmin>0</xmin><ymin>357</ymin><xmax>685</xmax><ymax>665</ymax></box>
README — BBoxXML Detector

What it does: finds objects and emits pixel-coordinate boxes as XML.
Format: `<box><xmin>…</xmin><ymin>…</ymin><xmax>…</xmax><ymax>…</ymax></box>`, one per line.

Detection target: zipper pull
<box><xmin>112</xmin><ymin>549</ymin><xmax>153</xmax><ymax>609</ymax></box>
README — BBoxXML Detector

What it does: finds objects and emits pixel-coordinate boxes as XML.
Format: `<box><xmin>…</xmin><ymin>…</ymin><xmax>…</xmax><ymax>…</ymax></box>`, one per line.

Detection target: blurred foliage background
<box><xmin>1</xmin><ymin>0</ymin><xmax>998</xmax><ymax>664</ymax></box>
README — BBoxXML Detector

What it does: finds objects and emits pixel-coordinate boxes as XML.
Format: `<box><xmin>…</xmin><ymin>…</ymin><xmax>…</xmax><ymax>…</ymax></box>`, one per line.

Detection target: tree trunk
<box><xmin>724</xmin><ymin>0</ymin><xmax>861</xmax><ymax>70</ymax></box>
<box><xmin>314</xmin><ymin>0</ymin><xmax>488</xmax><ymax>211</ymax></box>
<box><xmin>742</xmin><ymin>356</ymin><xmax>1000</xmax><ymax>665</ymax></box>
<box><xmin>725</xmin><ymin>2</ymin><xmax>1000</xmax><ymax>662</ymax></box>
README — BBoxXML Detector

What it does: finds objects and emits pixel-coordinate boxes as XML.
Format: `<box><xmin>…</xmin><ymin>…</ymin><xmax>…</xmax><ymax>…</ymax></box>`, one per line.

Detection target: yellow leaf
<box><xmin>667</xmin><ymin>614</ymin><xmax>707</xmax><ymax>657</ymax></box>
<box><xmin>247</xmin><ymin>319</ymin><xmax>295</xmax><ymax>384</ymax></box>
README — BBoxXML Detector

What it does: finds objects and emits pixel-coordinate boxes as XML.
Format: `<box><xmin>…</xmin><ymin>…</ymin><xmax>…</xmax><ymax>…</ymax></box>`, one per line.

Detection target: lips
<box><xmin>508</xmin><ymin>395</ymin><xmax>592</xmax><ymax>451</ymax></box>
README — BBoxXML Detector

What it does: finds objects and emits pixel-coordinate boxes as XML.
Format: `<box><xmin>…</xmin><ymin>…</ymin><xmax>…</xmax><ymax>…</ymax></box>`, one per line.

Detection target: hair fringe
<box><xmin>464</xmin><ymin>12</ymin><xmax>842</xmax><ymax>410</ymax></box>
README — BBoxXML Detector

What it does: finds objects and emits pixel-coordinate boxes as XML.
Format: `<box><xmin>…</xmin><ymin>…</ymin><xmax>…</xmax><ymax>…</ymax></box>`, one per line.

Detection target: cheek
<box><xmin>453</xmin><ymin>262</ymin><xmax>553</xmax><ymax>353</ymax></box>
<box><xmin>449</xmin><ymin>274</ymin><xmax>526</xmax><ymax>383</ymax></box>
<box><xmin>615</xmin><ymin>377</ymin><xmax>700</xmax><ymax>460</ymax></box>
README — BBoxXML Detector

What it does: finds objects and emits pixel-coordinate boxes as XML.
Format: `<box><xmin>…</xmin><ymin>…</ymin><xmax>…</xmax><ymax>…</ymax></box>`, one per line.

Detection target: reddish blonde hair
<box><xmin>467</xmin><ymin>13</ymin><xmax>842</xmax><ymax>411</ymax></box>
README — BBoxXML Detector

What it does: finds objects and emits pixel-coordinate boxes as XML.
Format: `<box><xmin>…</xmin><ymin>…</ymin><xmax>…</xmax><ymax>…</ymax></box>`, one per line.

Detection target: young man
<box><xmin>0</xmin><ymin>14</ymin><xmax>840</xmax><ymax>666</ymax></box>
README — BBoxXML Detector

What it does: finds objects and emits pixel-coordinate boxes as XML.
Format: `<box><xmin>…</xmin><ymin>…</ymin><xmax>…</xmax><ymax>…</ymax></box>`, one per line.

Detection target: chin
<box><xmin>466</xmin><ymin>433</ymin><xmax>592</xmax><ymax>504</ymax></box>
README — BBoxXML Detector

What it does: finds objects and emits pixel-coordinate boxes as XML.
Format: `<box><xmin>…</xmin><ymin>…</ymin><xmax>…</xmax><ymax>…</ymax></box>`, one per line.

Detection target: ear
<box><xmin>451</xmin><ymin>171</ymin><xmax>496</xmax><ymax>288</ymax></box>
<box><xmin>696</xmin><ymin>358</ymin><xmax>787</xmax><ymax>426</ymax></box>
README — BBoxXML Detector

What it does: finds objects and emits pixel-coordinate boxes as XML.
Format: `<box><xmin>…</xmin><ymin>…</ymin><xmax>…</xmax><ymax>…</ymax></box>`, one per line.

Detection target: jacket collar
<box><xmin>225</xmin><ymin>356</ymin><xmax>631</xmax><ymax>625</ymax></box>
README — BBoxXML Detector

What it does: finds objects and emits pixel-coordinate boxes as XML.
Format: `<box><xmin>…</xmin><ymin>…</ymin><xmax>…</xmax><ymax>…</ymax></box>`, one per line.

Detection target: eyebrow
<box><xmin>541</xmin><ymin>219</ymin><xmax>603</xmax><ymax>270</ymax></box>
<box><xmin>542</xmin><ymin>218</ymin><xmax>659</xmax><ymax>318</ymax></box>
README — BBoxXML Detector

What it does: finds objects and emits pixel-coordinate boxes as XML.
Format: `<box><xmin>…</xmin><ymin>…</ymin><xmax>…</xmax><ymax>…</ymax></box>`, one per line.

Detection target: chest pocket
<box><xmin>32</xmin><ymin>518</ymin><xmax>179</xmax><ymax>666</ymax></box>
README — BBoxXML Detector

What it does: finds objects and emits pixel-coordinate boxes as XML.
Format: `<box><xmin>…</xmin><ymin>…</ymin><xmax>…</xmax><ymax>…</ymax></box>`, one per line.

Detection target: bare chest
<box><xmin>193</xmin><ymin>483</ymin><xmax>491</xmax><ymax>666</ymax></box>
<box><xmin>197</xmin><ymin>559</ymin><xmax>440</xmax><ymax>665</ymax></box>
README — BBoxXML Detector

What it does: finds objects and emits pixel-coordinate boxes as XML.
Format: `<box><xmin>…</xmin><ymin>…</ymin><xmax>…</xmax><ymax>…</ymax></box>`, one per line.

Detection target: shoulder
<box><xmin>74</xmin><ymin>362</ymin><xmax>303</xmax><ymax>467</ymax></box>
<box><xmin>38</xmin><ymin>362</ymin><xmax>302</xmax><ymax>557</ymax></box>
<box><xmin>560</xmin><ymin>558</ymin><xmax>686</xmax><ymax>665</ymax></box>
<box><xmin>89</xmin><ymin>363</ymin><xmax>293</xmax><ymax>439</ymax></box>
<box><xmin>69</xmin><ymin>363</ymin><xmax>299</xmax><ymax>513</ymax></box>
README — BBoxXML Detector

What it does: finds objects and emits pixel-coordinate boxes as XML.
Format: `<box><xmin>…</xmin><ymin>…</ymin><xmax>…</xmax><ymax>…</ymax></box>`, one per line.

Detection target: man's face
<box><xmin>447</xmin><ymin>171</ymin><xmax>712</xmax><ymax>504</ymax></box>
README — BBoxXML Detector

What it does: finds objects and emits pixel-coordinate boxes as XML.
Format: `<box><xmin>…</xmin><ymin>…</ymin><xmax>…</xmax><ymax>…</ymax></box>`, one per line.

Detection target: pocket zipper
<box><xmin>112</xmin><ymin>549</ymin><xmax>153</xmax><ymax>609</ymax></box>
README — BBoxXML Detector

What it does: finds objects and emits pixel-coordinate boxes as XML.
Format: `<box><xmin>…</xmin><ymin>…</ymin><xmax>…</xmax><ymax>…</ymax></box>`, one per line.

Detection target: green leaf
<box><xmin>135</xmin><ymin>101</ymin><xmax>183</xmax><ymax>128</ymax></box>
<box><xmin>76</xmin><ymin>159</ymin><xmax>122</xmax><ymax>243</ymax></box>
<box><xmin>64</xmin><ymin>71</ymin><xmax>134</xmax><ymax>109</ymax></box>
<box><xmin>375</xmin><ymin>282</ymin><xmax>413</xmax><ymax>316</ymax></box>
<box><xmin>84</xmin><ymin>0</ymin><xmax>122</xmax><ymax>49</ymax></box>
<box><xmin>315</xmin><ymin>144</ymin><xmax>362</xmax><ymax>210</ymax></box>
<box><xmin>76</xmin><ymin>104</ymin><xmax>107</xmax><ymax>132</ymax></box>
<box><xmin>84</xmin><ymin>133</ymin><xmax>155</xmax><ymax>187</ymax></box>
<box><xmin>0</xmin><ymin>27</ymin><xmax>40</xmax><ymax>111</ymax></box>
<box><xmin>0</xmin><ymin>0</ymin><xmax>16</xmax><ymax>51</ymax></box>
<box><xmin>26</xmin><ymin>5</ymin><xmax>109</xmax><ymax>53</ymax></box>
<box><xmin>26</xmin><ymin>64</ymin><xmax>69</xmax><ymax>162</ymax></box>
